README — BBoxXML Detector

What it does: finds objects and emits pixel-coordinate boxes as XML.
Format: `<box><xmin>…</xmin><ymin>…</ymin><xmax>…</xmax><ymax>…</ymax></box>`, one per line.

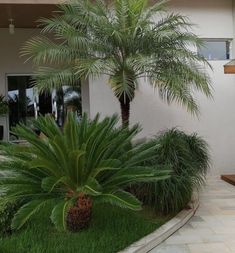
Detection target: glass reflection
<box><xmin>8</xmin><ymin>76</ymin><xmax>82</xmax><ymax>140</ymax></box>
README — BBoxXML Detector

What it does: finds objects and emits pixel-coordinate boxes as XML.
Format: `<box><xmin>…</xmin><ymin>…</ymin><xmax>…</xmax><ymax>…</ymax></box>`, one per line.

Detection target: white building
<box><xmin>0</xmin><ymin>0</ymin><xmax>235</xmax><ymax>175</ymax></box>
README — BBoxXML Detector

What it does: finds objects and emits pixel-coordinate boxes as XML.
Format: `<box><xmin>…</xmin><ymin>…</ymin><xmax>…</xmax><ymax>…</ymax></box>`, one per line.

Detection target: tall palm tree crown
<box><xmin>23</xmin><ymin>0</ymin><xmax>212</xmax><ymax>126</ymax></box>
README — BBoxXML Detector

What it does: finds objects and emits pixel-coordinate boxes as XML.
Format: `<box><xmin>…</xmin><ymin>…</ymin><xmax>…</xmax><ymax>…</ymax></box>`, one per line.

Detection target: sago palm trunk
<box><xmin>66</xmin><ymin>193</ymin><xmax>92</xmax><ymax>232</ymax></box>
<box><xmin>119</xmin><ymin>97</ymin><xmax>130</xmax><ymax>127</ymax></box>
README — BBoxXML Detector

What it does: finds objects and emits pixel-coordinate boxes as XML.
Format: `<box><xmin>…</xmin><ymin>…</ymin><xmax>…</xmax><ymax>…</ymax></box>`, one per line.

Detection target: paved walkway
<box><xmin>150</xmin><ymin>176</ymin><xmax>235</xmax><ymax>253</ymax></box>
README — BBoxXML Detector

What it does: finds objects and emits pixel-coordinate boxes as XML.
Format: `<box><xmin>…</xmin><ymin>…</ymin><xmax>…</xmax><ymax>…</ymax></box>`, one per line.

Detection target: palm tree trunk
<box><xmin>119</xmin><ymin>97</ymin><xmax>130</xmax><ymax>127</ymax></box>
<box><xmin>66</xmin><ymin>193</ymin><xmax>92</xmax><ymax>232</ymax></box>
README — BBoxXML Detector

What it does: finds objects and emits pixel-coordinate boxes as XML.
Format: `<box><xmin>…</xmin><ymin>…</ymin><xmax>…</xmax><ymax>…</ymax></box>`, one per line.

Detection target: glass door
<box><xmin>7</xmin><ymin>75</ymin><xmax>82</xmax><ymax>140</ymax></box>
<box><xmin>8</xmin><ymin>75</ymin><xmax>37</xmax><ymax>140</ymax></box>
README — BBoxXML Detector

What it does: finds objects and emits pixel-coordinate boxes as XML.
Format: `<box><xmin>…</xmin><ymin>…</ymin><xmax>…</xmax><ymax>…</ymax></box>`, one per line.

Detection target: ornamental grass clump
<box><xmin>0</xmin><ymin>113</ymin><xmax>170</xmax><ymax>232</ymax></box>
<box><xmin>134</xmin><ymin>129</ymin><xmax>210</xmax><ymax>214</ymax></box>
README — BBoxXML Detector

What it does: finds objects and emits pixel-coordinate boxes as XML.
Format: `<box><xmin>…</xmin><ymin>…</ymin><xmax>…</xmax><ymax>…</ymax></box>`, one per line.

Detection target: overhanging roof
<box><xmin>0</xmin><ymin>3</ymin><xmax>59</xmax><ymax>28</ymax></box>
<box><xmin>224</xmin><ymin>60</ymin><xmax>235</xmax><ymax>74</ymax></box>
<box><xmin>0</xmin><ymin>0</ymin><xmax>63</xmax><ymax>3</ymax></box>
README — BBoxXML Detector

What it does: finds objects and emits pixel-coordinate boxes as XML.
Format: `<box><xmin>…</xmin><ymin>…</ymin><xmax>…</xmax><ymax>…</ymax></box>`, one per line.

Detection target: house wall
<box><xmin>0</xmin><ymin>28</ymin><xmax>37</xmax><ymax>140</ymax></box>
<box><xmin>89</xmin><ymin>0</ymin><xmax>235</xmax><ymax>175</ymax></box>
<box><xmin>0</xmin><ymin>28</ymin><xmax>89</xmax><ymax>140</ymax></box>
<box><xmin>1</xmin><ymin>0</ymin><xmax>235</xmax><ymax>174</ymax></box>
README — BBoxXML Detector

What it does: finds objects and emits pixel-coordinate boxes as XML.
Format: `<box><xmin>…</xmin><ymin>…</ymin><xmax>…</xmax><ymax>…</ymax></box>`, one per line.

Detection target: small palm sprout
<box><xmin>22</xmin><ymin>0</ymin><xmax>212</xmax><ymax>126</ymax></box>
<box><xmin>0</xmin><ymin>114</ymin><xmax>170</xmax><ymax>232</ymax></box>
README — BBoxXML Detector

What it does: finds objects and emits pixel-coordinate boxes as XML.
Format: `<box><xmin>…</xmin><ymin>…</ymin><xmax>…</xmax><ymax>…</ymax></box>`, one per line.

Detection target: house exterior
<box><xmin>0</xmin><ymin>0</ymin><xmax>235</xmax><ymax>175</ymax></box>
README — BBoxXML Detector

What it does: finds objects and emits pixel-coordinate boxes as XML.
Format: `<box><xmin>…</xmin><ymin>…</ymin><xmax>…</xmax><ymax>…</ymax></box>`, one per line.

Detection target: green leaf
<box><xmin>90</xmin><ymin>167</ymin><xmax>120</xmax><ymax>178</ymax></box>
<box><xmin>99</xmin><ymin>190</ymin><xmax>142</xmax><ymax>210</ymax></box>
<box><xmin>41</xmin><ymin>176</ymin><xmax>68</xmax><ymax>192</ymax></box>
<box><xmin>82</xmin><ymin>178</ymin><xmax>102</xmax><ymax>196</ymax></box>
<box><xmin>12</xmin><ymin>200</ymin><xmax>49</xmax><ymax>230</ymax></box>
<box><xmin>50</xmin><ymin>200</ymin><xmax>72</xmax><ymax>231</ymax></box>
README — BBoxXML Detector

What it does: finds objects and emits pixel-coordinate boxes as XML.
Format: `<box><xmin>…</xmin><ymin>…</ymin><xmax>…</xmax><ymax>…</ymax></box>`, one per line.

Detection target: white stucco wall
<box><xmin>89</xmin><ymin>0</ymin><xmax>235</xmax><ymax>174</ymax></box>
<box><xmin>170</xmin><ymin>0</ymin><xmax>233</xmax><ymax>38</ymax></box>
<box><xmin>0</xmin><ymin>28</ymin><xmax>38</xmax><ymax>140</ymax></box>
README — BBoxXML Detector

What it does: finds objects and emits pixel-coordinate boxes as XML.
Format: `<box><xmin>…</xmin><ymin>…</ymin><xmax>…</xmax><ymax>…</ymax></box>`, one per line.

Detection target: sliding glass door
<box><xmin>8</xmin><ymin>76</ymin><xmax>36</xmax><ymax>140</ymax></box>
<box><xmin>7</xmin><ymin>75</ymin><xmax>82</xmax><ymax>140</ymax></box>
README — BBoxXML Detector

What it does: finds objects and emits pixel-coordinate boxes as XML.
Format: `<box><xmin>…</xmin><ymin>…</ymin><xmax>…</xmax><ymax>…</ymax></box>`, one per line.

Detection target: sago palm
<box><xmin>0</xmin><ymin>114</ymin><xmax>169</xmax><ymax>232</ymax></box>
<box><xmin>22</xmin><ymin>0</ymin><xmax>212</xmax><ymax>126</ymax></box>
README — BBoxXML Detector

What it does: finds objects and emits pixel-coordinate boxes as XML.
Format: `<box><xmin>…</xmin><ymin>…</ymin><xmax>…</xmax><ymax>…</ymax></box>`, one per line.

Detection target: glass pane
<box><xmin>8</xmin><ymin>76</ymin><xmax>35</xmax><ymax>140</ymax></box>
<box><xmin>63</xmin><ymin>86</ymin><xmax>82</xmax><ymax>116</ymax></box>
<box><xmin>55</xmin><ymin>86</ymin><xmax>82</xmax><ymax>127</ymax></box>
<box><xmin>8</xmin><ymin>76</ymin><xmax>82</xmax><ymax>140</ymax></box>
<box><xmin>198</xmin><ymin>41</ymin><xmax>230</xmax><ymax>60</ymax></box>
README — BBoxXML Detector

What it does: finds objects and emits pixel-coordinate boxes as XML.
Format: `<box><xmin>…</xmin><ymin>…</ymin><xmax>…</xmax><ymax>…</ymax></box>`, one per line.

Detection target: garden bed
<box><xmin>0</xmin><ymin>204</ymin><xmax>169</xmax><ymax>253</ymax></box>
<box><xmin>0</xmin><ymin>115</ymin><xmax>209</xmax><ymax>253</ymax></box>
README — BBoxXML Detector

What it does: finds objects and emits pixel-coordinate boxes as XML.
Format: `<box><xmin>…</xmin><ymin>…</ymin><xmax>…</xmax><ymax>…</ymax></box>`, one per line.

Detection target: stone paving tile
<box><xmin>179</xmin><ymin>227</ymin><xmax>215</xmax><ymax>237</ymax></box>
<box><xmin>188</xmin><ymin>242</ymin><xmax>231</xmax><ymax>253</ymax></box>
<box><xmin>165</xmin><ymin>235</ymin><xmax>203</xmax><ymax>245</ymax></box>
<box><xmin>201</xmin><ymin>234</ymin><xmax>233</xmax><ymax>243</ymax></box>
<box><xmin>149</xmin><ymin>176</ymin><xmax>235</xmax><ymax>253</ymax></box>
<box><xmin>226</xmin><ymin>241</ymin><xmax>235</xmax><ymax>251</ymax></box>
<box><xmin>150</xmin><ymin>244</ymin><xmax>190</xmax><ymax>253</ymax></box>
<box><xmin>190</xmin><ymin>216</ymin><xmax>204</xmax><ymax>222</ymax></box>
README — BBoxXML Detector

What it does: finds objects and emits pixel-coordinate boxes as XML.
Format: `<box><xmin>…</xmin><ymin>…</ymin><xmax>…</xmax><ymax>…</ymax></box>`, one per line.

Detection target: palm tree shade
<box><xmin>22</xmin><ymin>0</ymin><xmax>212</xmax><ymax>126</ymax></box>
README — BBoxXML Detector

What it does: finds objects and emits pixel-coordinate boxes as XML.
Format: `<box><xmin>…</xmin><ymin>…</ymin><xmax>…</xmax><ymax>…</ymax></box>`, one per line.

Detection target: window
<box><xmin>198</xmin><ymin>39</ymin><xmax>231</xmax><ymax>61</ymax></box>
<box><xmin>7</xmin><ymin>75</ymin><xmax>82</xmax><ymax>140</ymax></box>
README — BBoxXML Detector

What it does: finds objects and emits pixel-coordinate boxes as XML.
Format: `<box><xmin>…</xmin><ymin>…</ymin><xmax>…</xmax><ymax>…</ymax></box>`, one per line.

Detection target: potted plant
<box><xmin>0</xmin><ymin>95</ymin><xmax>8</xmax><ymax>140</ymax></box>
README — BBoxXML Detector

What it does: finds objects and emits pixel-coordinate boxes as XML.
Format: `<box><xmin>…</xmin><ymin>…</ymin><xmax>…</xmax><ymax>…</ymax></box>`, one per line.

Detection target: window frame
<box><xmin>197</xmin><ymin>38</ymin><xmax>232</xmax><ymax>61</ymax></box>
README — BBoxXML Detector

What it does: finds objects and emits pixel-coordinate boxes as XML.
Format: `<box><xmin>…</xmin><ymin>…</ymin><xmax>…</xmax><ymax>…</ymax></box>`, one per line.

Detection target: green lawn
<box><xmin>0</xmin><ymin>204</ymin><xmax>168</xmax><ymax>253</ymax></box>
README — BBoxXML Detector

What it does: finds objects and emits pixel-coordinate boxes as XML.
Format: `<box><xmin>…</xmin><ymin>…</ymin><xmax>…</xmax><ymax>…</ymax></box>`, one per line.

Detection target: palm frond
<box><xmin>11</xmin><ymin>199</ymin><xmax>52</xmax><ymax>230</ymax></box>
<box><xmin>22</xmin><ymin>0</ymin><xmax>212</xmax><ymax>119</ymax></box>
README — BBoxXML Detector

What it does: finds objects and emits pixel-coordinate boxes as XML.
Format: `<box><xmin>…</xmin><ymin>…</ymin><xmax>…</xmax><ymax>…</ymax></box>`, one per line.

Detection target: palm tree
<box><xmin>0</xmin><ymin>113</ymin><xmax>169</xmax><ymax>232</ymax></box>
<box><xmin>22</xmin><ymin>0</ymin><xmax>212</xmax><ymax>126</ymax></box>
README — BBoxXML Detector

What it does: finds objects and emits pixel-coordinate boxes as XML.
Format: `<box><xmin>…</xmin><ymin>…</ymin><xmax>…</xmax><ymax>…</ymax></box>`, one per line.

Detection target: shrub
<box><xmin>0</xmin><ymin>201</ymin><xmax>19</xmax><ymax>236</ymax></box>
<box><xmin>0</xmin><ymin>95</ymin><xmax>8</xmax><ymax>116</ymax></box>
<box><xmin>0</xmin><ymin>113</ymin><xmax>169</xmax><ymax>232</ymax></box>
<box><xmin>134</xmin><ymin>129</ymin><xmax>210</xmax><ymax>214</ymax></box>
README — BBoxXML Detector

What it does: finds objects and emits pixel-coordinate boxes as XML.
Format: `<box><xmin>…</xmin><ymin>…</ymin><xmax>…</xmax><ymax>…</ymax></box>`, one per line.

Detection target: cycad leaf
<box><xmin>91</xmin><ymin>167</ymin><xmax>120</xmax><ymax>178</ymax></box>
<box><xmin>12</xmin><ymin>199</ymin><xmax>49</xmax><ymax>230</ymax></box>
<box><xmin>41</xmin><ymin>176</ymin><xmax>67</xmax><ymax>192</ymax></box>
<box><xmin>50</xmin><ymin>200</ymin><xmax>72</xmax><ymax>231</ymax></box>
<box><xmin>83</xmin><ymin>178</ymin><xmax>102</xmax><ymax>196</ymax></box>
<box><xmin>99</xmin><ymin>190</ymin><xmax>142</xmax><ymax>210</ymax></box>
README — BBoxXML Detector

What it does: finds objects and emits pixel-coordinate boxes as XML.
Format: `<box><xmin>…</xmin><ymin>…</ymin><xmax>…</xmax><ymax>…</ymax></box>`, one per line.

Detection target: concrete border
<box><xmin>119</xmin><ymin>197</ymin><xmax>199</xmax><ymax>253</ymax></box>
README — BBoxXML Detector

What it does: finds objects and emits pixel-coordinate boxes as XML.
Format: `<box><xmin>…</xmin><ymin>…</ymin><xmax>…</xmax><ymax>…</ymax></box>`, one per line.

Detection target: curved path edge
<box><xmin>119</xmin><ymin>198</ymin><xmax>199</xmax><ymax>253</ymax></box>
